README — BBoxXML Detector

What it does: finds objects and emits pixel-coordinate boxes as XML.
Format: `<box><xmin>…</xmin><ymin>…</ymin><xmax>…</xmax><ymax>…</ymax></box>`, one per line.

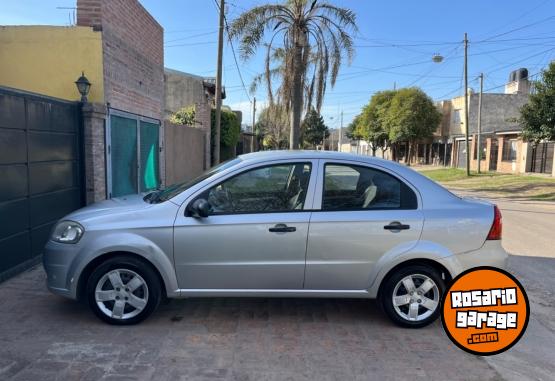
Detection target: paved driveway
<box><xmin>0</xmin><ymin>197</ymin><xmax>554</xmax><ymax>381</ymax></box>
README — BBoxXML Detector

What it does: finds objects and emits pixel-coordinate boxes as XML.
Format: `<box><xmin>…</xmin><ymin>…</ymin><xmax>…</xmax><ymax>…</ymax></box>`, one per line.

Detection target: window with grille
<box><xmin>502</xmin><ymin>139</ymin><xmax>517</xmax><ymax>161</ymax></box>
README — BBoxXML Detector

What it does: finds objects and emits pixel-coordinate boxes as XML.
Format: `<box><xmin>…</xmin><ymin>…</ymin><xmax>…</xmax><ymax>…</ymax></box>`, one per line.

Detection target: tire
<box><xmin>380</xmin><ymin>264</ymin><xmax>445</xmax><ymax>328</ymax></box>
<box><xmin>86</xmin><ymin>255</ymin><xmax>162</xmax><ymax>325</ymax></box>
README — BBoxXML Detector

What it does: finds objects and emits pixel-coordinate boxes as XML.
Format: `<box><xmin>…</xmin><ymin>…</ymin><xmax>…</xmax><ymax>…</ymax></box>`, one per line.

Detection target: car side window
<box><xmin>322</xmin><ymin>164</ymin><xmax>417</xmax><ymax>211</ymax></box>
<box><xmin>197</xmin><ymin>163</ymin><xmax>312</xmax><ymax>215</ymax></box>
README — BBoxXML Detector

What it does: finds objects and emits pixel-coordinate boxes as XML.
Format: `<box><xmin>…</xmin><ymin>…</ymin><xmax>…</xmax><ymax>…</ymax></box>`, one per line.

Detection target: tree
<box><xmin>345</xmin><ymin>114</ymin><xmax>363</xmax><ymax>140</ymax></box>
<box><xmin>301</xmin><ymin>108</ymin><xmax>329</xmax><ymax>148</ymax></box>
<box><xmin>256</xmin><ymin>104</ymin><xmax>290</xmax><ymax>149</ymax></box>
<box><xmin>211</xmin><ymin>108</ymin><xmax>241</xmax><ymax>161</ymax></box>
<box><xmin>357</xmin><ymin>90</ymin><xmax>396</xmax><ymax>157</ymax></box>
<box><xmin>519</xmin><ymin>62</ymin><xmax>555</xmax><ymax>143</ymax></box>
<box><xmin>169</xmin><ymin>105</ymin><xmax>196</xmax><ymax>126</ymax></box>
<box><xmin>384</xmin><ymin>88</ymin><xmax>441</xmax><ymax>165</ymax></box>
<box><xmin>229</xmin><ymin>0</ymin><xmax>357</xmax><ymax>149</ymax></box>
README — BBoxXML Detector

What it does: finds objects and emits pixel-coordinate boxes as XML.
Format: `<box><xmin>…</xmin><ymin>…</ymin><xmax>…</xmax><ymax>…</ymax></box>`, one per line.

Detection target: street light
<box><xmin>432</xmin><ymin>53</ymin><xmax>444</xmax><ymax>63</ymax></box>
<box><xmin>75</xmin><ymin>71</ymin><xmax>91</xmax><ymax>102</ymax></box>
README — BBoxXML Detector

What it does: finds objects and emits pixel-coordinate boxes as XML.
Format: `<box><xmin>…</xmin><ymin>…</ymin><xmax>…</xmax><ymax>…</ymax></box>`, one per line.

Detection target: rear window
<box><xmin>322</xmin><ymin>163</ymin><xmax>417</xmax><ymax>211</ymax></box>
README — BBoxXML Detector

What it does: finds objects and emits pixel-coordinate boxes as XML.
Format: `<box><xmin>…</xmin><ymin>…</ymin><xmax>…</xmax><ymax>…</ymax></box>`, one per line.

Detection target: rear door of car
<box><xmin>304</xmin><ymin>159</ymin><xmax>424</xmax><ymax>290</ymax></box>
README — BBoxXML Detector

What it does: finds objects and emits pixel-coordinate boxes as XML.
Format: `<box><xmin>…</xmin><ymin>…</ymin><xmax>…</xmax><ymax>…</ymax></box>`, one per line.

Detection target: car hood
<box><xmin>64</xmin><ymin>194</ymin><xmax>153</xmax><ymax>223</ymax></box>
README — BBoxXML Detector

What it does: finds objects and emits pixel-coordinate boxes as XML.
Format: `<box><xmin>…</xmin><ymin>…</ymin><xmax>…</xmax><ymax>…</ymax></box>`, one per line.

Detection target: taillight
<box><xmin>487</xmin><ymin>205</ymin><xmax>502</xmax><ymax>240</ymax></box>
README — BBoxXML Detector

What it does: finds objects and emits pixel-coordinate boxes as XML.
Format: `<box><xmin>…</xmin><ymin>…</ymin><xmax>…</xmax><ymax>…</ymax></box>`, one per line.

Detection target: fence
<box><xmin>164</xmin><ymin>121</ymin><xmax>205</xmax><ymax>186</ymax></box>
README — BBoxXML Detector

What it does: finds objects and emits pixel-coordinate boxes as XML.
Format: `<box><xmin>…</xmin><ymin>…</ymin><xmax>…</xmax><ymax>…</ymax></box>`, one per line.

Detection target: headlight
<box><xmin>51</xmin><ymin>221</ymin><xmax>84</xmax><ymax>244</ymax></box>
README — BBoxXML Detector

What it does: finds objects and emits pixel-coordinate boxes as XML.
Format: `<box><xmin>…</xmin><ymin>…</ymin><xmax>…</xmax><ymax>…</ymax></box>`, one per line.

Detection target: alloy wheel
<box><xmin>392</xmin><ymin>273</ymin><xmax>439</xmax><ymax>322</ymax></box>
<box><xmin>94</xmin><ymin>269</ymin><xmax>149</xmax><ymax>320</ymax></box>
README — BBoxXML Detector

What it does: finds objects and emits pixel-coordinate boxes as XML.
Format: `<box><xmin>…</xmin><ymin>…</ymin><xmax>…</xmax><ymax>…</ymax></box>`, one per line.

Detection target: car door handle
<box><xmin>384</xmin><ymin>222</ymin><xmax>410</xmax><ymax>231</ymax></box>
<box><xmin>269</xmin><ymin>224</ymin><xmax>296</xmax><ymax>233</ymax></box>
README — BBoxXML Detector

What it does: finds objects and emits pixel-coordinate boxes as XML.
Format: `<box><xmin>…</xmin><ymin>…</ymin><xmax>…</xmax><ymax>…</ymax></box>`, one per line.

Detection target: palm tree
<box><xmin>229</xmin><ymin>0</ymin><xmax>357</xmax><ymax>149</ymax></box>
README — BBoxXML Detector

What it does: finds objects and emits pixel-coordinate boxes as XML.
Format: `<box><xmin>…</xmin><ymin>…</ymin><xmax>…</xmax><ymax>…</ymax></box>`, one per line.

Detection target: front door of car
<box><xmin>304</xmin><ymin>161</ymin><xmax>424</xmax><ymax>290</ymax></box>
<box><xmin>173</xmin><ymin>161</ymin><xmax>316</xmax><ymax>290</ymax></box>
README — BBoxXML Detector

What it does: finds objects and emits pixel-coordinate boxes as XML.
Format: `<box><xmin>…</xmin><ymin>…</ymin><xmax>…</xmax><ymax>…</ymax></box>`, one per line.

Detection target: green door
<box><xmin>109</xmin><ymin>113</ymin><xmax>159</xmax><ymax>198</ymax></box>
<box><xmin>139</xmin><ymin>121</ymin><xmax>160</xmax><ymax>192</ymax></box>
<box><xmin>111</xmin><ymin>115</ymin><xmax>138</xmax><ymax>197</ymax></box>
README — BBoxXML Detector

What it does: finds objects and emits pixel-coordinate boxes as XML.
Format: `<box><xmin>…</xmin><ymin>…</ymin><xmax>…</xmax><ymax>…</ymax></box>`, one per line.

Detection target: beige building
<box><xmin>438</xmin><ymin>68</ymin><xmax>554</xmax><ymax>176</ymax></box>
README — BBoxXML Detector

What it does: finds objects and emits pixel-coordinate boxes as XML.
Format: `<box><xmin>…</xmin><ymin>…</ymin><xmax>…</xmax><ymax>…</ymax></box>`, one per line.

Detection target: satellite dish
<box><xmin>432</xmin><ymin>54</ymin><xmax>444</xmax><ymax>63</ymax></box>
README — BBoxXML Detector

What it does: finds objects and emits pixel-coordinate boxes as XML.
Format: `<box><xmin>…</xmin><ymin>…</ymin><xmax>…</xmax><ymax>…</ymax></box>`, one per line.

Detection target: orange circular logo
<box><xmin>441</xmin><ymin>267</ymin><xmax>529</xmax><ymax>356</ymax></box>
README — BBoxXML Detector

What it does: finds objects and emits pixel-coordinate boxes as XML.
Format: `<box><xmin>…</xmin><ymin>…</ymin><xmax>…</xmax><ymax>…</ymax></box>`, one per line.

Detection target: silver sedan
<box><xmin>43</xmin><ymin>151</ymin><xmax>507</xmax><ymax>326</ymax></box>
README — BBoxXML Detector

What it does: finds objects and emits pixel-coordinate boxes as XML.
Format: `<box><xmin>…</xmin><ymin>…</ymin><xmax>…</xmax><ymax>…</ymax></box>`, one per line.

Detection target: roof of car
<box><xmin>239</xmin><ymin>150</ymin><xmax>390</xmax><ymax>164</ymax></box>
<box><xmin>237</xmin><ymin>150</ymin><xmax>461</xmax><ymax>206</ymax></box>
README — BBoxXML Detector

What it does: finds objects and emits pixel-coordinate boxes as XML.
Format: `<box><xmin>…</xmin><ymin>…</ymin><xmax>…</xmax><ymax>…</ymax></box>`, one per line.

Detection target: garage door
<box><xmin>0</xmin><ymin>87</ymin><xmax>84</xmax><ymax>281</ymax></box>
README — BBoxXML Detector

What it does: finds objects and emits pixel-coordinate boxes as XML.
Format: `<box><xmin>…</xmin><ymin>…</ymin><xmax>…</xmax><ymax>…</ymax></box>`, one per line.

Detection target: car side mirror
<box><xmin>189</xmin><ymin>198</ymin><xmax>211</xmax><ymax>218</ymax></box>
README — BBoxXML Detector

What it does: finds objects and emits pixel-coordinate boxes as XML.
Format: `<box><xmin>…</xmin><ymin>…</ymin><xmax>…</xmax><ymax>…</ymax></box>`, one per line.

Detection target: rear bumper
<box><xmin>438</xmin><ymin>240</ymin><xmax>508</xmax><ymax>279</ymax></box>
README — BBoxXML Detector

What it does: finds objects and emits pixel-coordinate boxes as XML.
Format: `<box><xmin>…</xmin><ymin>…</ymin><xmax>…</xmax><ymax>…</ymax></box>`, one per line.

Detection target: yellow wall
<box><xmin>0</xmin><ymin>26</ymin><xmax>104</xmax><ymax>103</ymax></box>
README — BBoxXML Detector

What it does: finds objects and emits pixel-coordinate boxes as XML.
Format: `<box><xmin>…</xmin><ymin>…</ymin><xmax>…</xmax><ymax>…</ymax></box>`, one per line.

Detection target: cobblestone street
<box><xmin>1</xmin><ymin>253</ymin><xmax>554</xmax><ymax>380</ymax></box>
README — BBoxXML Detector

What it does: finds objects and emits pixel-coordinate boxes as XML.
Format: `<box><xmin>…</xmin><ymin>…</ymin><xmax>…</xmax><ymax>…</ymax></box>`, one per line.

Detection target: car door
<box><xmin>304</xmin><ymin>160</ymin><xmax>423</xmax><ymax>290</ymax></box>
<box><xmin>173</xmin><ymin>160</ymin><xmax>316</xmax><ymax>290</ymax></box>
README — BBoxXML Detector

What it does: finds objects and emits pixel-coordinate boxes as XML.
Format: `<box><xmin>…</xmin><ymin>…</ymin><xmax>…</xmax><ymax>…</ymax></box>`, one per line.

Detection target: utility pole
<box><xmin>322</xmin><ymin>130</ymin><xmax>326</xmax><ymax>151</ymax></box>
<box><xmin>213</xmin><ymin>0</ymin><xmax>225</xmax><ymax>165</ymax></box>
<box><xmin>338</xmin><ymin>110</ymin><xmax>343</xmax><ymax>152</ymax></box>
<box><xmin>477</xmin><ymin>73</ymin><xmax>483</xmax><ymax>174</ymax></box>
<box><xmin>463</xmin><ymin>32</ymin><xmax>470</xmax><ymax>176</ymax></box>
<box><xmin>251</xmin><ymin>97</ymin><xmax>256</xmax><ymax>152</ymax></box>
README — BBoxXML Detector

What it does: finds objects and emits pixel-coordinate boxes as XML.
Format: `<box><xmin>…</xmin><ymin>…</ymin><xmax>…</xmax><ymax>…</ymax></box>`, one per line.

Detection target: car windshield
<box><xmin>145</xmin><ymin>158</ymin><xmax>242</xmax><ymax>203</ymax></box>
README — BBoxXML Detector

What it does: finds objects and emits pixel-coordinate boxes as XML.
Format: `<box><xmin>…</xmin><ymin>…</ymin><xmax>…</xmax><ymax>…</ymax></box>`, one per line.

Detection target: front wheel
<box><xmin>86</xmin><ymin>256</ymin><xmax>161</xmax><ymax>325</ymax></box>
<box><xmin>380</xmin><ymin>265</ymin><xmax>445</xmax><ymax>328</ymax></box>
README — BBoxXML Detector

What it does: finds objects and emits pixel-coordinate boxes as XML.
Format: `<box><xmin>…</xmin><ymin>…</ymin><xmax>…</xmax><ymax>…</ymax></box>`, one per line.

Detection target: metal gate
<box><xmin>489</xmin><ymin>139</ymin><xmax>498</xmax><ymax>171</ymax></box>
<box><xmin>456</xmin><ymin>141</ymin><xmax>467</xmax><ymax>169</ymax></box>
<box><xmin>106</xmin><ymin>109</ymin><xmax>160</xmax><ymax>198</ymax></box>
<box><xmin>0</xmin><ymin>87</ymin><xmax>83</xmax><ymax>280</ymax></box>
<box><xmin>529</xmin><ymin>142</ymin><xmax>554</xmax><ymax>174</ymax></box>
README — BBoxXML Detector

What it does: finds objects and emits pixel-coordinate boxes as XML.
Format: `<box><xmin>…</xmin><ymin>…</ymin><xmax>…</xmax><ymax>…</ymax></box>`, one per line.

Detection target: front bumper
<box><xmin>43</xmin><ymin>240</ymin><xmax>81</xmax><ymax>300</ymax></box>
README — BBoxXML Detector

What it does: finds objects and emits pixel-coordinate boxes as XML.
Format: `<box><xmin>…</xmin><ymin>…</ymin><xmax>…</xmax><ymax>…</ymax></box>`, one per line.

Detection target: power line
<box><xmin>165</xmin><ymin>31</ymin><xmax>218</xmax><ymax>44</ymax></box>
<box><xmin>482</xmin><ymin>70</ymin><xmax>543</xmax><ymax>92</ymax></box>
<box><xmin>213</xmin><ymin>0</ymin><xmax>251</xmax><ymax>103</ymax></box>
<box><xmin>473</xmin><ymin>0</ymin><xmax>551</xmax><ymax>41</ymax></box>
<box><xmin>165</xmin><ymin>41</ymin><xmax>218</xmax><ymax>48</ymax></box>
<box><xmin>476</xmin><ymin>15</ymin><xmax>555</xmax><ymax>43</ymax></box>
<box><xmin>405</xmin><ymin>44</ymin><xmax>461</xmax><ymax>87</ymax></box>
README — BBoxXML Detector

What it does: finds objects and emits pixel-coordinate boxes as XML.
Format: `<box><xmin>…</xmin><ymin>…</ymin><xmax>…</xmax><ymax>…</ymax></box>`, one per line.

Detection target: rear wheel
<box><xmin>86</xmin><ymin>256</ymin><xmax>161</xmax><ymax>325</ymax></box>
<box><xmin>380</xmin><ymin>265</ymin><xmax>445</xmax><ymax>328</ymax></box>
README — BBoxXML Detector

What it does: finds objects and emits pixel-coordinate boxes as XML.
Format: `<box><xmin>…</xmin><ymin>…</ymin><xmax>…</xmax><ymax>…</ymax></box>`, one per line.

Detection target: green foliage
<box><xmin>169</xmin><ymin>105</ymin><xmax>196</xmax><ymax>126</ymax></box>
<box><xmin>301</xmin><ymin>109</ymin><xmax>329</xmax><ymax>148</ymax></box>
<box><xmin>211</xmin><ymin>108</ymin><xmax>241</xmax><ymax>147</ymax></box>
<box><xmin>349</xmin><ymin>88</ymin><xmax>439</xmax><ymax>160</ymax></box>
<box><xmin>228</xmin><ymin>1</ymin><xmax>358</xmax><ymax>148</ymax></box>
<box><xmin>519</xmin><ymin>62</ymin><xmax>555</xmax><ymax>143</ymax></box>
<box><xmin>384</xmin><ymin>88</ymin><xmax>441</xmax><ymax>143</ymax></box>
<box><xmin>345</xmin><ymin>114</ymin><xmax>364</xmax><ymax>140</ymax></box>
<box><xmin>256</xmin><ymin>105</ymin><xmax>290</xmax><ymax>149</ymax></box>
<box><xmin>354</xmin><ymin>90</ymin><xmax>397</xmax><ymax>153</ymax></box>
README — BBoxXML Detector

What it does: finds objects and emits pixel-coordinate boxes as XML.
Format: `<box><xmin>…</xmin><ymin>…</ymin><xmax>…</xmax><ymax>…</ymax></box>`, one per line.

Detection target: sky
<box><xmin>2</xmin><ymin>0</ymin><xmax>555</xmax><ymax>129</ymax></box>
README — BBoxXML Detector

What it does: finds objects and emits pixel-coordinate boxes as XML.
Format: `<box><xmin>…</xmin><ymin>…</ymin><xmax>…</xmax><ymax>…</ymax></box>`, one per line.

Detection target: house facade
<box><xmin>0</xmin><ymin>0</ymin><xmax>165</xmax><ymax>280</ymax></box>
<box><xmin>417</xmin><ymin>68</ymin><xmax>553</xmax><ymax>176</ymax></box>
<box><xmin>0</xmin><ymin>0</ymin><xmax>165</xmax><ymax>203</ymax></box>
<box><xmin>337</xmin><ymin>68</ymin><xmax>553</xmax><ymax>175</ymax></box>
<box><xmin>444</xmin><ymin>69</ymin><xmax>553</xmax><ymax>176</ymax></box>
